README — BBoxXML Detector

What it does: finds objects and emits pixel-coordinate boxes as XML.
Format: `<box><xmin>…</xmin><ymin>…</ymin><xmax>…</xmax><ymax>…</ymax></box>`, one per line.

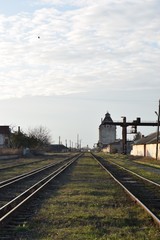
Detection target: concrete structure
<box><xmin>131</xmin><ymin>132</ymin><xmax>160</xmax><ymax>159</ymax></box>
<box><xmin>98</xmin><ymin>112</ymin><xmax>116</xmax><ymax>148</ymax></box>
<box><xmin>0</xmin><ymin>126</ymin><xmax>10</xmax><ymax>148</ymax></box>
<box><xmin>102</xmin><ymin>139</ymin><xmax>132</xmax><ymax>154</ymax></box>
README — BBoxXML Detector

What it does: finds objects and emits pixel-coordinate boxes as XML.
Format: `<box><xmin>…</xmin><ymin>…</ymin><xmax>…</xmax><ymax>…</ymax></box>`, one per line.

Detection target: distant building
<box><xmin>0</xmin><ymin>126</ymin><xmax>10</xmax><ymax>148</ymax></box>
<box><xmin>102</xmin><ymin>139</ymin><xmax>132</xmax><ymax>154</ymax></box>
<box><xmin>48</xmin><ymin>144</ymin><xmax>69</xmax><ymax>152</ymax></box>
<box><xmin>131</xmin><ymin>132</ymin><xmax>160</xmax><ymax>159</ymax></box>
<box><xmin>98</xmin><ymin>112</ymin><xmax>116</xmax><ymax>148</ymax></box>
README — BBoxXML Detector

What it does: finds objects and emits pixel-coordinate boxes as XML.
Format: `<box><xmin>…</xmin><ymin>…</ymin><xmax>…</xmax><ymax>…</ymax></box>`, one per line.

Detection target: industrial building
<box><xmin>98</xmin><ymin>112</ymin><xmax>116</xmax><ymax>148</ymax></box>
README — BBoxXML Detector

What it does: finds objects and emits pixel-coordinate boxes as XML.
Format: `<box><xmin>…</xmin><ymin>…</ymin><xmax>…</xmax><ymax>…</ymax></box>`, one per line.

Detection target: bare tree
<box><xmin>28</xmin><ymin>126</ymin><xmax>51</xmax><ymax>148</ymax></box>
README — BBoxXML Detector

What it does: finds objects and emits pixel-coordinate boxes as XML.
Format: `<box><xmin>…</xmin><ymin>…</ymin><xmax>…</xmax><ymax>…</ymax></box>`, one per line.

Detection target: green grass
<box><xmin>11</xmin><ymin>154</ymin><xmax>160</xmax><ymax>239</ymax></box>
<box><xmin>98</xmin><ymin>153</ymin><xmax>160</xmax><ymax>183</ymax></box>
<box><xmin>109</xmin><ymin>154</ymin><xmax>160</xmax><ymax>167</ymax></box>
<box><xmin>0</xmin><ymin>157</ymin><xmax>67</xmax><ymax>182</ymax></box>
<box><xmin>134</xmin><ymin>161</ymin><xmax>160</xmax><ymax>169</ymax></box>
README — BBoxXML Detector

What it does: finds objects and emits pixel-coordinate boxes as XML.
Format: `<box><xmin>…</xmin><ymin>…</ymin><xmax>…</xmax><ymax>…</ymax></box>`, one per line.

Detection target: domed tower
<box><xmin>98</xmin><ymin>112</ymin><xmax>116</xmax><ymax>147</ymax></box>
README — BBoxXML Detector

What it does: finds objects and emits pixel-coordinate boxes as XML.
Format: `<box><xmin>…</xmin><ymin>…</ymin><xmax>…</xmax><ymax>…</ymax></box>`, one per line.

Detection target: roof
<box><xmin>102</xmin><ymin>139</ymin><xmax>133</xmax><ymax>147</ymax></box>
<box><xmin>134</xmin><ymin>132</ymin><xmax>160</xmax><ymax>145</ymax></box>
<box><xmin>49</xmin><ymin>144</ymin><xmax>68</xmax><ymax>151</ymax></box>
<box><xmin>100</xmin><ymin>112</ymin><xmax>113</xmax><ymax>125</ymax></box>
<box><xmin>0</xmin><ymin>126</ymin><xmax>10</xmax><ymax>134</ymax></box>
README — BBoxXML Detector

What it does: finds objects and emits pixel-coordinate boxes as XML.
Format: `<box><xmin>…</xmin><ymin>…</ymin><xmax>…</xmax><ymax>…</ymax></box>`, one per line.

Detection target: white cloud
<box><xmin>0</xmin><ymin>0</ymin><xmax>159</xmax><ymax>100</ymax></box>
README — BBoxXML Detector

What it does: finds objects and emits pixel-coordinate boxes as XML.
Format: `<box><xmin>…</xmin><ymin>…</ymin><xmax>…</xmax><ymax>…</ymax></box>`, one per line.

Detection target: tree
<box><xmin>10</xmin><ymin>130</ymin><xmax>28</xmax><ymax>148</ymax></box>
<box><xmin>27</xmin><ymin>126</ymin><xmax>51</xmax><ymax>148</ymax></box>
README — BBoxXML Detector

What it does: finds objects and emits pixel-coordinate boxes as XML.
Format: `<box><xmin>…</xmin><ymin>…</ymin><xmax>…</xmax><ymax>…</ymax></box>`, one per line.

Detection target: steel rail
<box><xmin>0</xmin><ymin>153</ymin><xmax>82</xmax><ymax>226</ymax></box>
<box><xmin>92</xmin><ymin>154</ymin><xmax>160</xmax><ymax>227</ymax></box>
<box><xmin>0</xmin><ymin>154</ymin><xmax>74</xmax><ymax>171</ymax></box>
<box><xmin>0</xmin><ymin>158</ymin><xmax>49</xmax><ymax>171</ymax></box>
<box><xmin>0</xmin><ymin>155</ymin><xmax>77</xmax><ymax>189</ymax></box>
<box><xmin>104</xmin><ymin>158</ymin><xmax>160</xmax><ymax>187</ymax></box>
<box><xmin>0</xmin><ymin>161</ymin><xmax>60</xmax><ymax>189</ymax></box>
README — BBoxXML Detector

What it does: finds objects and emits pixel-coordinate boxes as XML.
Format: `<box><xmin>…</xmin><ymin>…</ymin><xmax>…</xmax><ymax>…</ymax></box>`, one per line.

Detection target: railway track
<box><xmin>0</xmin><ymin>158</ymin><xmax>49</xmax><ymax>172</ymax></box>
<box><xmin>92</xmin><ymin>153</ymin><xmax>160</xmax><ymax>227</ymax></box>
<box><xmin>1</xmin><ymin>152</ymin><xmax>160</xmax><ymax>239</ymax></box>
<box><xmin>0</xmin><ymin>154</ymin><xmax>71</xmax><ymax>172</ymax></box>
<box><xmin>0</xmin><ymin>153</ymin><xmax>82</xmax><ymax>228</ymax></box>
<box><xmin>0</xmin><ymin>154</ymin><xmax>77</xmax><ymax>190</ymax></box>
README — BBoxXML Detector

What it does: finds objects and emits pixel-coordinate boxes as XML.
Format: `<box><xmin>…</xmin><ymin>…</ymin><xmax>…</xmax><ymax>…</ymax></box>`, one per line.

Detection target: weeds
<box><xmin>9</xmin><ymin>154</ymin><xmax>160</xmax><ymax>239</ymax></box>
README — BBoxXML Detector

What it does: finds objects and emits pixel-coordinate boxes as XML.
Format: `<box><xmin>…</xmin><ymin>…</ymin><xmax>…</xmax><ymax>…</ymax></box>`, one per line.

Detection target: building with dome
<box><xmin>98</xmin><ymin>112</ymin><xmax>116</xmax><ymax>148</ymax></box>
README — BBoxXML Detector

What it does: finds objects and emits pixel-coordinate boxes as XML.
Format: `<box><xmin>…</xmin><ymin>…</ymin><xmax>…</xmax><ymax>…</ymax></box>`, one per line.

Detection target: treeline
<box><xmin>10</xmin><ymin>126</ymin><xmax>51</xmax><ymax>149</ymax></box>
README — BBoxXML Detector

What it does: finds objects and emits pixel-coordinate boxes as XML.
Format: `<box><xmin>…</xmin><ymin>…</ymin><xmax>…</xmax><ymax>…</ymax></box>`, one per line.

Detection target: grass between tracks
<box><xmin>0</xmin><ymin>157</ymin><xmax>68</xmax><ymax>182</ymax></box>
<box><xmin>0</xmin><ymin>159</ymin><xmax>53</xmax><ymax>182</ymax></box>
<box><xmin>100</xmin><ymin>153</ymin><xmax>160</xmax><ymax>168</ymax></box>
<box><xmin>14</xmin><ymin>153</ymin><xmax>160</xmax><ymax>240</ymax></box>
<box><xmin>97</xmin><ymin>153</ymin><xmax>160</xmax><ymax>183</ymax></box>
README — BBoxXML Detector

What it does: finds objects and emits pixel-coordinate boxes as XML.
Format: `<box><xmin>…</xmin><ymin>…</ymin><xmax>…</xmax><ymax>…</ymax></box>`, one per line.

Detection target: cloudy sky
<box><xmin>0</xmin><ymin>0</ymin><xmax>159</xmax><ymax>147</ymax></box>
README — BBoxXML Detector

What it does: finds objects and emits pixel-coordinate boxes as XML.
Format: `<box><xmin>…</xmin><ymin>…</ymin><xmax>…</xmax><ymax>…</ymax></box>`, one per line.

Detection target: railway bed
<box><xmin>0</xmin><ymin>154</ymin><xmax>76</xmax><ymax>183</ymax></box>
<box><xmin>0</xmin><ymin>153</ymin><xmax>160</xmax><ymax>239</ymax></box>
<box><xmin>0</xmin><ymin>153</ymin><xmax>73</xmax><ymax>172</ymax></box>
<box><xmin>0</xmin><ymin>154</ymin><xmax>80</xmax><ymax>210</ymax></box>
<box><xmin>92</xmin><ymin>153</ymin><xmax>160</xmax><ymax>226</ymax></box>
<box><xmin>0</xmin><ymin>155</ymin><xmax>82</xmax><ymax>229</ymax></box>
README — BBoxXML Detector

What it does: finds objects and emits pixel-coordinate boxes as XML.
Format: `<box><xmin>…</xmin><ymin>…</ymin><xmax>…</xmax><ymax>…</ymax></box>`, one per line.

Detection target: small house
<box><xmin>131</xmin><ymin>132</ymin><xmax>160</xmax><ymax>159</ymax></box>
<box><xmin>0</xmin><ymin>126</ymin><xmax>10</xmax><ymax>148</ymax></box>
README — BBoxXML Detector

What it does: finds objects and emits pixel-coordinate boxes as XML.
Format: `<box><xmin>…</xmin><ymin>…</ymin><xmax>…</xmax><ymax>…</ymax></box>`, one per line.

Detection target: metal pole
<box><xmin>156</xmin><ymin>100</ymin><xmax>160</xmax><ymax>160</ymax></box>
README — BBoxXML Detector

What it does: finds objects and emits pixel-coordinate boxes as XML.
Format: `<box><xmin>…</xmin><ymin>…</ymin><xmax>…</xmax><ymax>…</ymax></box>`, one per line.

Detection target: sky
<box><xmin>0</xmin><ymin>0</ymin><xmax>160</xmax><ymax>148</ymax></box>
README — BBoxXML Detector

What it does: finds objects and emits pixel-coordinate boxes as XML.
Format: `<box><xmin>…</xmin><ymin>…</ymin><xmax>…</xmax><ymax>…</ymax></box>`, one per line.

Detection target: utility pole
<box><xmin>155</xmin><ymin>99</ymin><xmax>160</xmax><ymax>160</ymax></box>
<box><xmin>121</xmin><ymin>117</ymin><xmax>127</xmax><ymax>154</ymax></box>
<box><xmin>77</xmin><ymin>134</ymin><xmax>79</xmax><ymax>149</ymax></box>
